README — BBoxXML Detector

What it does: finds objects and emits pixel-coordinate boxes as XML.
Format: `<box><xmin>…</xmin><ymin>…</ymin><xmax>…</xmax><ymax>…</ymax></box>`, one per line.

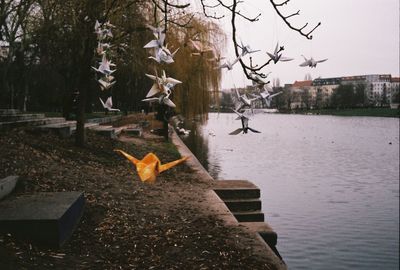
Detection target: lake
<box><xmin>181</xmin><ymin>113</ymin><xmax>399</xmax><ymax>270</ymax></box>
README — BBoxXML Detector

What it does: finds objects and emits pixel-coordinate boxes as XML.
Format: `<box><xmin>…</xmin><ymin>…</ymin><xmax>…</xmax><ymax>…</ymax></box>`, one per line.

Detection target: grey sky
<box><xmin>212</xmin><ymin>0</ymin><xmax>400</xmax><ymax>89</ymax></box>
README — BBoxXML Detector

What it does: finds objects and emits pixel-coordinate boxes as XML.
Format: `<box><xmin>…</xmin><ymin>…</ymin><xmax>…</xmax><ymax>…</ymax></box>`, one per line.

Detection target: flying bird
<box><xmin>229</xmin><ymin>109</ymin><xmax>261</xmax><ymax>135</ymax></box>
<box><xmin>266</xmin><ymin>43</ymin><xmax>294</xmax><ymax>64</ymax></box>
<box><xmin>99</xmin><ymin>96</ymin><xmax>120</xmax><ymax>112</ymax></box>
<box><xmin>114</xmin><ymin>149</ymin><xmax>188</xmax><ymax>183</ymax></box>
<box><xmin>299</xmin><ymin>55</ymin><xmax>328</xmax><ymax>68</ymax></box>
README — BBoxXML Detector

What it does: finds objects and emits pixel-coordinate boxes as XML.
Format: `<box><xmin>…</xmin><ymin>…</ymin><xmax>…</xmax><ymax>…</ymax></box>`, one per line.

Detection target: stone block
<box><xmin>0</xmin><ymin>192</ymin><xmax>85</xmax><ymax>247</ymax></box>
<box><xmin>0</xmin><ymin>176</ymin><xmax>19</xmax><ymax>200</ymax></box>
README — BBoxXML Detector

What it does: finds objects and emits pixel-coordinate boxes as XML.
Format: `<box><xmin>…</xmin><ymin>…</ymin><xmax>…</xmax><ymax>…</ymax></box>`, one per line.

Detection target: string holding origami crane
<box><xmin>141</xmin><ymin>70</ymin><xmax>182</xmax><ymax>108</ymax></box>
<box><xmin>299</xmin><ymin>55</ymin><xmax>328</xmax><ymax>68</ymax></box>
<box><xmin>266</xmin><ymin>43</ymin><xmax>294</xmax><ymax>64</ymax></box>
<box><xmin>114</xmin><ymin>149</ymin><xmax>188</xmax><ymax>183</ymax></box>
<box><xmin>144</xmin><ymin>25</ymin><xmax>179</xmax><ymax>64</ymax></box>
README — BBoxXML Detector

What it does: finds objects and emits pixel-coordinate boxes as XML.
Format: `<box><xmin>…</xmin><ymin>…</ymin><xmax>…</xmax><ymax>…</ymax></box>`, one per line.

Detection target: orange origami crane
<box><xmin>114</xmin><ymin>149</ymin><xmax>188</xmax><ymax>183</ymax></box>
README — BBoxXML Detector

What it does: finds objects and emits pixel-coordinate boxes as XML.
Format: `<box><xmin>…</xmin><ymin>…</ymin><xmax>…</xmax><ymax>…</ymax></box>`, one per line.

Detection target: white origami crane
<box><xmin>217</xmin><ymin>55</ymin><xmax>242</xmax><ymax>70</ymax></box>
<box><xmin>149</xmin><ymin>46</ymin><xmax>179</xmax><ymax>64</ymax></box>
<box><xmin>229</xmin><ymin>109</ymin><xmax>261</xmax><ymax>135</ymax></box>
<box><xmin>189</xmin><ymin>39</ymin><xmax>213</xmax><ymax>56</ymax></box>
<box><xmin>234</xmin><ymin>88</ymin><xmax>260</xmax><ymax>112</ymax></box>
<box><xmin>98</xmin><ymin>78</ymin><xmax>116</xmax><ymax>90</ymax></box>
<box><xmin>142</xmin><ymin>90</ymin><xmax>176</xmax><ymax>108</ymax></box>
<box><xmin>266</xmin><ymin>43</ymin><xmax>293</xmax><ymax>64</ymax></box>
<box><xmin>239</xmin><ymin>41</ymin><xmax>260</xmax><ymax>57</ymax></box>
<box><xmin>92</xmin><ymin>54</ymin><xmax>116</xmax><ymax>75</ymax></box>
<box><xmin>94</xmin><ymin>20</ymin><xmax>114</xmax><ymax>40</ymax></box>
<box><xmin>99</xmin><ymin>96</ymin><xmax>120</xmax><ymax>112</ymax></box>
<box><xmin>249</xmin><ymin>72</ymin><xmax>271</xmax><ymax>86</ymax></box>
<box><xmin>145</xmin><ymin>70</ymin><xmax>182</xmax><ymax>97</ymax></box>
<box><xmin>257</xmin><ymin>90</ymin><xmax>283</xmax><ymax>107</ymax></box>
<box><xmin>299</xmin><ymin>55</ymin><xmax>328</xmax><ymax>68</ymax></box>
<box><xmin>146</xmin><ymin>24</ymin><xmax>164</xmax><ymax>39</ymax></box>
<box><xmin>144</xmin><ymin>32</ymin><xmax>165</xmax><ymax>49</ymax></box>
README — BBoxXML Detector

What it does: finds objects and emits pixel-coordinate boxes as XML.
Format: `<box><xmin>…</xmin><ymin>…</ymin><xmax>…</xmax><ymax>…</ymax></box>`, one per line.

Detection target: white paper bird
<box><xmin>229</xmin><ymin>109</ymin><xmax>261</xmax><ymax>135</ymax></box>
<box><xmin>99</xmin><ymin>96</ymin><xmax>120</xmax><ymax>112</ymax></box>
<box><xmin>149</xmin><ymin>46</ymin><xmax>179</xmax><ymax>64</ymax></box>
<box><xmin>146</xmin><ymin>24</ymin><xmax>164</xmax><ymax>39</ymax></box>
<box><xmin>234</xmin><ymin>88</ymin><xmax>260</xmax><ymax>112</ymax></box>
<box><xmin>142</xmin><ymin>90</ymin><xmax>176</xmax><ymax>108</ymax></box>
<box><xmin>257</xmin><ymin>90</ymin><xmax>283</xmax><ymax>107</ymax></box>
<box><xmin>248</xmin><ymin>72</ymin><xmax>271</xmax><ymax>86</ymax></box>
<box><xmin>145</xmin><ymin>70</ymin><xmax>182</xmax><ymax>97</ymax></box>
<box><xmin>92</xmin><ymin>54</ymin><xmax>116</xmax><ymax>75</ymax></box>
<box><xmin>189</xmin><ymin>39</ymin><xmax>214</xmax><ymax>56</ymax></box>
<box><xmin>299</xmin><ymin>55</ymin><xmax>328</xmax><ymax>68</ymax></box>
<box><xmin>266</xmin><ymin>43</ymin><xmax>293</xmax><ymax>64</ymax></box>
<box><xmin>239</xmin><ymin>41</ymin><xmax>260</xmax><ymax>57</ymax></box>
<box><xmin>217</xmin><ymin>55</ymin><xmax>242</xmax><ymax>70</ymax></box>
<box><xmin>98</xmin><ymin>78</ymin><xmax>116</xmax><ymax>90</ymax></box>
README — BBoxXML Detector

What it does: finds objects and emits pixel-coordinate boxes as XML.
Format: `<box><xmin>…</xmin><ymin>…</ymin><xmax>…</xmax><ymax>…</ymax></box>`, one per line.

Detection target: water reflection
<box><xmin>181</xmin><ymin>112</ymin><xmax>400</xmax><ymax>270</ymax></box>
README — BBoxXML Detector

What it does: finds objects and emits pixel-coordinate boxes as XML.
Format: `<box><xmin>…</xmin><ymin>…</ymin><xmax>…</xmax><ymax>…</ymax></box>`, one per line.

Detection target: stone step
<box><xmin>240</xmin><ymin>222</ymin><xmax>277</xmax><ymax>247</ymax></box>
<box><xmin>0</xmin><ymin>117</ymin><xmax>66</xmax><ymax>130</ymax></box>
<box><xmin>124</xmin><ymin>127</ymin><xmax>143</xmax><ymax>137</ymax></box>
<box><xmin>0</xmin><ymin>113</ymin><xmax>45</xmax><ymax>122</ymax></box>
<box><xmin>0</xmin><ymin>176</ymin><xmax>19</xmax><ymax>200</ymax></box>
<box><xmin>0</xmin><ymin>109</ymin><xmax>20</xmax><ymax>115</ymax></box>
<box><xmin>0</xmin><ymin>192</ymin><xmax>85</xmax><ymax>247</ymax></box>
<box><xmin>88</xmin><ymin>125</ymin><xmax>116</xmax><ymax>138</ymax></box>
<box><xmin>86</xmin><ymin>115</ymin><xmax>123</xmax><ymax>124</ymax></box>
<box><xmin>223</xmin><ymin>198</ymin><xmax>262</xmax><ymax>212</ymax></box>
<box><xmin>214</xmin><ymin>188</ymin><xmax>260</xmax><ymax>200</ymax></box>
<box><xmin>232</xmin><ymin>210</ymin><xmax>265</xmax><ymax>222</ymax></box>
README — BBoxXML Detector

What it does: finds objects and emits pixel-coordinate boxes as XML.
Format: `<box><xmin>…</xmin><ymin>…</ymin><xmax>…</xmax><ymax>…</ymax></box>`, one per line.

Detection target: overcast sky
<box><xmin>198</xmin><ymin>0</ymin><xmax>400</xmax><ymax>89</ymax></box>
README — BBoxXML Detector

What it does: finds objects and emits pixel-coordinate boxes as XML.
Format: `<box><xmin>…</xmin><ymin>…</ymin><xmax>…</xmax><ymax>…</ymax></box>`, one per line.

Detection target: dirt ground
<box><xmin>0</xmin><ymin>116</ymin><xmax>282</xmax><ymax>269</ymax></box>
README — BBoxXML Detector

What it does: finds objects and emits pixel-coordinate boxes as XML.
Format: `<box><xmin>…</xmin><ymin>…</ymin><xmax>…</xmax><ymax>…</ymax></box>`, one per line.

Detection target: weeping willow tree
<box><xmin>164</xmin><ymin>17</ymin><xmax>225</xmax><ymax>120</ymax></box>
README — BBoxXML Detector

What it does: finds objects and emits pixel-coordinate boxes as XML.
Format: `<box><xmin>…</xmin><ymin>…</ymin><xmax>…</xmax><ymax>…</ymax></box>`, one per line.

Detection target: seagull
<box><xmin>114</xmin><ymin>149</ymin><xmax>188</xmax><ymax>183</ymax></box>
<box><xmin>257</xmin><ymin>89</ymin><xmax>283</xmax><ymax>107</ymax></box>
<box><xmin>299</xmin><ymin>55</ymin><xmax>328</xmax><ymax>68</ymax></box>
<box><xmin>229</xmin><ymin>109</ymin><xmax>261</xmax><ymax>135</ymax></box>
<box><xmin>238</xmin><ymin>41</ymin><xmax>260</xmax><ymax>57</ymax></box>
<box><xmin>145</xmin><ymin>70</ymin><xmax>182</xmax><ymax>97</ymax></box>
<box><xmin>189</xmin><ymin>39</ymin><xmax>214</xmax><ymax>56</ymax></box>
<box><xmin>266</xmin><ymin>43</ymin><xmax>294</xmax><ymax>64</ymax></box>
<box><xmin>217</xmin><ymin>55</ymin><xmax>242</xmax><ymax>70</ymax></box>
<box><xmin>99</xmin><ymin>96</ymin><xmax>120</xmax><ymax>112</ymax></box>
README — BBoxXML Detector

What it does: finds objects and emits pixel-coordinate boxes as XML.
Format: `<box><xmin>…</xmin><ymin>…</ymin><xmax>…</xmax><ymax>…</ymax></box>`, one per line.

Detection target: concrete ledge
<box><xmin>0</xmin><ymin>192</ymin><xmax>85</xmax><ymax>247</ymax></box>
<box><xmin>0</xmin><ymin>176</ymin><xmax>19</xmax><ymax>200</ymax></box>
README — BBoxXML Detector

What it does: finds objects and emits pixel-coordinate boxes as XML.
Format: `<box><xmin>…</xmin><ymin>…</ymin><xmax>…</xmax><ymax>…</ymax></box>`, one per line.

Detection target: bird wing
<box><xmin>99</xmin><ymin>97</ymin><xmax>106</xmax><ymax>108</ymax></box>
<box><xmin>143</xmin><ymin>40</ymin><xmax>159</xmax><ymax>49</ymax></box>
<box><xmin>229</xmin><ymin>128</ymin><xmax>243</xmax><ymax>135</ymax></box>
<box><xmin>146</xmin><ymin>83</ymin><xmax>161</xmax><ymax>97</ymax></box>
<box><xmin>299</xmin><ymin>61</ymin><xmax>309</xmax><ymax>67</ymax></box>
<box><xmin>280</xmin><ymin>56</ymin><xmax>294</xmax><ymax>62</ymax></box>
<box><xmin>248</xmin><ymin>127</ymin><xmax>261</xmax><ymax>133</ymax></box>
<box><xmin>114</xmin><ymin>149</ymin><xmax>140</xmax><ymax>165</ymax></box>
<box><xmin>145</xmin><ymin>73</ymin><xmax>156</xmax><ymax>81</ymax></box>
<box><xmin>270</xmin><ymin>91</ymin><xmax>283</xmax><ymax>99</ymax></box>
<box><xmin>163</xmin><ymin>97</ymin><xmax>176</xmax><ymax>108</ymax></box>
<box><xmin>159</xmin><ymin>156</ymin><xmax>189</xmax><ymax>173</ymax></box>
<box><xmin>166</xmin><ymin>77</ymin><xmax>182</xmax><ymax>85</ymax></box>
<box><xmin>266</xmin><ymin>52</ymin><xmax>276</xmax><ymax>61</ymax></box>
<box><xmin>142</xmin><ymin>97</ymin><xmax>159</xmax><ymax>103</ymax></box>
<box><xmin>317</xmin><ymin>58</ymin><xmax>328</xmax><ymax>63</ymax></box>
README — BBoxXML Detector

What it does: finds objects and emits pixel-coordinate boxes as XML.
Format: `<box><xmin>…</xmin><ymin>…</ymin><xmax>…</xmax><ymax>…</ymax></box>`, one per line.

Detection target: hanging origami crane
<box><xmin>266</xmin><ymin>43</ymin><xmax>294</xmax><ymax>64</ymax></box>
<box><xmin>299</xmin><ymin>55</ymin><xmax>328</xmax><ymax>68</ymax></box>
<box><xmin>114</xmin><ymin>149</ymin><xmax>188</xmax><ymax>183</ymax></box>
<box><xmin>144</xmin><ymin>28</ymin><xmax>178</xmax><ymax>64</ymax></box>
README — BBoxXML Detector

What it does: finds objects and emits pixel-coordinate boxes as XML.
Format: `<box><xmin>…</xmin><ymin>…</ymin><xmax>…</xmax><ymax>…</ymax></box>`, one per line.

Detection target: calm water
<box><xmin>182</xmin><ymin>113</ymin><xmax>399</xmax><ymax>270</ymax></box>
